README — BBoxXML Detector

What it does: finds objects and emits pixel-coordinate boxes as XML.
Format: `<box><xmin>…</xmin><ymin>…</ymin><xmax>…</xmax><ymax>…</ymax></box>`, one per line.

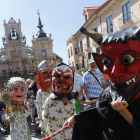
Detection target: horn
<box><xmin>80</xmin><ymin>27</ymin><xmax>102</xmax><ymax>45</ymax></box>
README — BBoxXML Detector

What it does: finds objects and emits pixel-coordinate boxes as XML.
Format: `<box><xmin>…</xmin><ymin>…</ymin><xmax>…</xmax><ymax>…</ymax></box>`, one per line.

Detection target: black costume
<box><xmin>72</xmin><ymin>87</ymin><xmax>140</xmax><ymax>140</ymax></box>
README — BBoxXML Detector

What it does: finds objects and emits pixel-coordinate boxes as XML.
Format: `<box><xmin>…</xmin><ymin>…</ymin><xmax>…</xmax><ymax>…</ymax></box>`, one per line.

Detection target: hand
<box><xmin>63</xmin><ymin>97</ymin><xmax>68</xmax><ymax>105</ymax></box>
<box><xmin>111</xmin><ymin>100</ymin><xmax>128</xmax><ymax>112</ymax></box>
<box><xmin>86</xmin><ymin>98</ymin><xmax>90</xmax><ymax>101</ymax></box>
<box><xmin>63</xmin><ymin>116</ymin><xmax>75</xmax><ymax>129</ymax></box>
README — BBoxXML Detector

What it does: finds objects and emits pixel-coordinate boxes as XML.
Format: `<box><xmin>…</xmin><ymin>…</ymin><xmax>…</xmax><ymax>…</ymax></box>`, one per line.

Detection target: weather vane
<box><xmin>37</xmin><ymin>8</ymin><xmax>41</xmax><ymax>16</ymax></box>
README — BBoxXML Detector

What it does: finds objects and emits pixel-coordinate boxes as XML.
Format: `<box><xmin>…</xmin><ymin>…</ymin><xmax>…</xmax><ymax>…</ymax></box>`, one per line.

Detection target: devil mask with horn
<box><xmin>81</xmin><ymin>26</ymin><xmax>140</xmax><ymax>102</ymax></box>
<box><xmin>50</xmin><ymin>63</ymin><xmax>74</xmax><ymax>100</ymax></box>
<box><xmin>35</xmin><ymin>60</ymin><xmax>55</xmax><ymax>92</ymax></box>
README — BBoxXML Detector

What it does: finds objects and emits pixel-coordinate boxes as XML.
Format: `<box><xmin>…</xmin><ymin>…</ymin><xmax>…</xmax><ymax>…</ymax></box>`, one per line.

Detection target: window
<box><xmin>96</xmin><ymin>47</ymin><xmax>100</xmax><ymax>54</ymax></box>
<box><xmin>41</xmin><ymin>50</ymin><xmax>46</xmax><ymax>58</ymax></box>
<box><xmin>75</xmin><ymin>48</ymin><xmax>77</xmax><ymax>54</ymax></box>
<box><xmin>85</xmin><ymin>15</ymin><xmax>87</xmax><ymax>22</ymax></box>
<box><xmin>68</xmin><ymin>49</ymin><xmax>70</xmax><ymax>58</ymax></box>
<box><xmin>82</xmin><ymin>56</ymin><xmax>85</xmax><ymax>68</ymax></box>
<box><xmin>93</xmin><ymin>27</ymin><xmax>98</xmax><ymax>32</ymax></box>
<box><xmin>80</xmin><ymin>41</ymin><xmax>83</xmax><ymax>52</ymax></box>
<box><xmin>88</xmin><ymin>52</ymin><xmax>91</xmax><ymax>59</ymax></box>
<box><xmin>72</xmin><ymin>62</ymin><xmax>74</xmax><ymax>66</ymax></box>
<box><xmin>106</xmin><ymin>15</ymin><xmax>113</xmax><ymax>33</ymax></box>
<box><xmin>76</xmin><ymin>64</ymin><xmax>79</xmax><ymax>70</ymax></box>
<box><xmin>56</xmin><ymin>56</ymin><xmax>62</xmax><ymax>63</ymax></box>
<box><xmin>86</xmin><ymin>36</ymin><xmax>90</xmax><ymax>48</ymax></box>
<box><xmin>123</xmin><ymin>1</ymin><xmax>131</xmax><ymax>24</ymax></box>
<box><xmin>71</xmin><ymin>47</ymin><xmax>73</xmax><ymax>56</ymax></box>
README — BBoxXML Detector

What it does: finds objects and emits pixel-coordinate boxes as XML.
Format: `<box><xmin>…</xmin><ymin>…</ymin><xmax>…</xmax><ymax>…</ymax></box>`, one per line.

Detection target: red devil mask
<box><xmin>51</xmin><ymin>63</ymin><xmax>74</xmax><ymax>100</ymax></box>
<box><xmin>92</xmin><ymin>27</ymin><xmax>140</xmax><ymax>102</ymax></box>
<box><xmin>11</xmin><ymin>81</ymin><xmax>26</xmax><ymax>104</ymax></box>
<box><xmin>35</xmin><ymin>69</ymin><xmax>52</xmax><ymax>92</ymax></box>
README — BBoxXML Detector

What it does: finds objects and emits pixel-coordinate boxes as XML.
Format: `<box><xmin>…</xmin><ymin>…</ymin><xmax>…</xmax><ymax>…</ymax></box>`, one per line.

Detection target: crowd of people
<box><xmin>0</xmin><ymin>26</ymin><xmax>140</xmax><ymax>140</ymax></box>
<box><xmin>0</xmin><ymin>58</ymin><xmax>108</xmax><ymax>140</ymax></box>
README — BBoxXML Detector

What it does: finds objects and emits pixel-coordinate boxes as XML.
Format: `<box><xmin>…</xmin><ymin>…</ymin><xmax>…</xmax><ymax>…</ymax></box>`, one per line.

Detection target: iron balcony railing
<box><xmin>0</xmin><ymin>71</ymin><xmax>36</xmax><ymax>78</ymax></box>
<box><xmin>118</xmin><ymin>12</ymin><xmax>140</xmax><ymax>28</ymax></box>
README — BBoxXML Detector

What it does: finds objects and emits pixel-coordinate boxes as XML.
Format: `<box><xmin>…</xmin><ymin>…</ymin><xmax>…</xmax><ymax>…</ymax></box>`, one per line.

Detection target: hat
<box><xmin>88</xmin><ymin>59</ymin><xmax>96</xmax><ymax>64</ymax></box>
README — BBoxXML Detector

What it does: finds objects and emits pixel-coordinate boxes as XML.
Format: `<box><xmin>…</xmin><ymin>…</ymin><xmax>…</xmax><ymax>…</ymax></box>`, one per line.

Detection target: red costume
<box><xmin>35</xmin><ymin>60</ymin><xmax>55</xmax><ymax>120</ymax></box>
<box><xmin>40</xmin><ymin>63</ymin><xmax>74</xmax><ymax>139</ymax></box>
<box><xmin>72</xmin><ymin>27</ymin><xmax>140</xmax><ymax>140</ymax></box>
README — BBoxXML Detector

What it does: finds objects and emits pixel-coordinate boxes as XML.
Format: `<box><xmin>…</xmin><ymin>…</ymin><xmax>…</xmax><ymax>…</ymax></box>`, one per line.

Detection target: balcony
<box><xmin>84</xmin><ymin>43</ymin><xmax>91</xmax><ymax>52</ymax></box>
<box><xmin>78</xmin><ymin>47</ymin><xmax>84</xmax><ymax>56</ymax></box>
<box><xmin>79</xmin><ymin>61</ymin><xmax>88</xmax><ymax>72</ymax></box>
<box><xmin>102</xmin><ymin>24</ymin><xmax>114</xmax><ymax>35</ymax></box>
<box><xmin>0</xmin><ymin>71</ymin><xmax>36</xmax><ymax>78</ymax></box>
<box><xmin>118</xmin><ymin>12</ymin><xmax>140</xmax><ymax>29</ymax></box>
<box><xmin>92</xmin><ymin>40</ymin><xmax>98</xmax><ymax>48</ymax></box>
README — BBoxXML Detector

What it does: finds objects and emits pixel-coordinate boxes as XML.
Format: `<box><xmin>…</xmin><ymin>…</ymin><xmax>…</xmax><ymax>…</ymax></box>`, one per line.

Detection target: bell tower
<box><xmin>2</xmin><ymin>17</ymin><xmax>27</xmax><ymax>72</ymax></box>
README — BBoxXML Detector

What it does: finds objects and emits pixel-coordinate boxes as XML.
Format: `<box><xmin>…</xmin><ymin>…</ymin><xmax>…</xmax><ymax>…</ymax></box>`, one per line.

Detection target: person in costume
<box><xmin>63</xmin><ymin>27</ymin><xmax>140</xmax><ymax>140</ymax></box>
<box><xmin>40</xmin><ymin>63</ymin><xmax>74</xmax><ymax>139</ymax></box>
<box><xmin>2</xmin><ymin>77</ymin><xmax>31</xmax><ymax>140</ymax></box>
<box><xmin>36</xmin><ymin>60</ymin><xmax>55</xmax><ymax>121</ymax></box>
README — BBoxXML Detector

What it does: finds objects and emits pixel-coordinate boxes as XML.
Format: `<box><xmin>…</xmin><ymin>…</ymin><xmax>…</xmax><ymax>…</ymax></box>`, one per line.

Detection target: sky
<box><xmin>0</xmin><ymin>0</ymin><xmax>106</xmax><ymax>64</ymax></box>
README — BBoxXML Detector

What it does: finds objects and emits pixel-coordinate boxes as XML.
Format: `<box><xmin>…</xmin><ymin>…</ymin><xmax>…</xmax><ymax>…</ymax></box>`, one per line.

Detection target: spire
<box><xmin>36</xmin><ymin>9</ymin><xmax>47</xmax><ymax>38</ymax></box>
<box><xmin>37</xmin><ymin>11</ymin><xmax>43</xmax><ymax>31</ymax></box>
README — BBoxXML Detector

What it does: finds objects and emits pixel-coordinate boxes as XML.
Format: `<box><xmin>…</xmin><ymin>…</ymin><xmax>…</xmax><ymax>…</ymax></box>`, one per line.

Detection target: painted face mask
<box><xmin>6</xmin><ymin>77</ymin><xmax>27</xmax><ymax>104</ymax></box>
<box><xmin>35</xmin><ymin>60</ymin><xmax>55</xmax><ymax>92</ymax></box>
<box><xmin>11</xmin><ymin>82</ymin><xmax>26</xmax><ymax>104</ymax></box>
<box><xmin>51</xmin><ymin>63</ymin><xmax>74</xmax><ymax>100</ymax></box>
<box><xmin>36</xmin><ymin>69</ymin><xmax>52</xmax><ymax>92</ymax></box>
<box><xmin>81</xmin><ymin>26</ymin><xmax>140</xmax><ymax>102</ymax></box>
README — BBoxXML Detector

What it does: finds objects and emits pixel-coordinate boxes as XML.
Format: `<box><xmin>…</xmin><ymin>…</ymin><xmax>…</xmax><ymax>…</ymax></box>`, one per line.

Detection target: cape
<box><xmin>72</xmin><ymin>87</ymin><xmax>140</xmax><ymax>140</ymax></box>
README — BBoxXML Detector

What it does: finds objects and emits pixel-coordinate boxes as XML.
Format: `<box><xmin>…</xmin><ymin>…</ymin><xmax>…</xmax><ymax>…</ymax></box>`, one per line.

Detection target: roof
<box><xmin>73</xmin><ymin>0</ymin><xmax>113</xmax><ymax>39</ymax></box>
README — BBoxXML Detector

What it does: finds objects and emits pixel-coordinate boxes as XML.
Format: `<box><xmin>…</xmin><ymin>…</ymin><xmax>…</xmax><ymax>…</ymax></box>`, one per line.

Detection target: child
<box><xmin>72</xmin><ymin>90</ymin><xmax>96</xmax><ymax>114</ymax></box>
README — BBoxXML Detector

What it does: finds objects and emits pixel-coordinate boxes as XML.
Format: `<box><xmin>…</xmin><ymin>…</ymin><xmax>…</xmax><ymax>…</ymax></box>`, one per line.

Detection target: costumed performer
<box><xmin>36</xmin><ymin>60</ymin><xmax>55</xmax><ymax>121</ymax></box>
<box><xmin>40</xmin><ymin>63</ymin><xmax>74</xmax><ymax>140</ymax></box>
<box><xmin>63</xmin><ymin>27</ymin><xmax>140</xmax><ymax>140</ymax></box>
<box><xmin>2</xmin><ymin>77</ymin><xmax>31</xmax><ymax>140</ymax></box>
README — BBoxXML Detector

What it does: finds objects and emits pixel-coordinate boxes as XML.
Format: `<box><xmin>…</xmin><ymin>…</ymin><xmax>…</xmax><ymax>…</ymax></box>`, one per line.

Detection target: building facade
<box><xmin>0</xmin><ymin>16</ymin><xmax>63</xmax><ymax>88</ymax></box>
<box><xmin>67</xmin><ymin>0</ymin><xmax>140</xmax><ymax>75</ymax></box>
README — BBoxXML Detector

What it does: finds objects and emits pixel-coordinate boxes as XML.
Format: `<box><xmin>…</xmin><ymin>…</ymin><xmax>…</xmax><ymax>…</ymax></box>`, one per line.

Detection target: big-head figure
<box><xmin>81</xmin><ymin>26</ymin><xmax>140</xmax><ymax>102</ymax></box>
<box><xmin>35</xmin><ymin>60</ymin><xmax>55</xmax><ymax>92</ymax></box>
<box><xmin>7</xmin><ymin>77</ymin><xmax>27</xmax><ymax>105</ymax></box>
<box><xmin>51</xmin><ymin>63</ymin><xmax>74</xmax><ymax>100</ymax></box>
<box><xmin>70</xmin><ymin>27</ymin><xmax>140</xmax><ymax>140</ymax></box>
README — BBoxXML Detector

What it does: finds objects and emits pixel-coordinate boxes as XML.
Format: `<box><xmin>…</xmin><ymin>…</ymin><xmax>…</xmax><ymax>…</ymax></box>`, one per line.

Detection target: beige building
<box><xmin>0</xmin><ymin>16</ymin><xmax>63</xmax><ymax>88</ymax></box>
<box><xmin>67</xmin><ymin>0</ymin><xmax>140</xmax><ymax>75</ymax></box>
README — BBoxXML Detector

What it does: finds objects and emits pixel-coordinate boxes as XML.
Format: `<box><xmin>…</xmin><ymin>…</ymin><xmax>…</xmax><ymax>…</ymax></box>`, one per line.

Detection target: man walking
<box><xmin>83</xmin><ymin>60</ymin><xmax>107</xmax><ymax>106</ymax></box>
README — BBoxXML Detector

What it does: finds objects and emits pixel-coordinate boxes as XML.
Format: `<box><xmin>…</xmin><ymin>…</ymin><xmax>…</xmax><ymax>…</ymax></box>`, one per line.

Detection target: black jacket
<box><xmin>72</xmin><ymin>87</ymin><xmax>140</xmax><ymax>140</ymax></box>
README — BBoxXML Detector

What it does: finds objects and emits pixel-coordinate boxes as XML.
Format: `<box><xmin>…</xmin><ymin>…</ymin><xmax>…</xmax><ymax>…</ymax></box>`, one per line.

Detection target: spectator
<box><xmin>71</xmin><ymin>66</ymin><xmax>83</xmax><ymax>111</ymax></box>
<box><xmin>26</xmin><ymin>79</ymin><xmax>34</xmax><ymax>97</ymax></box>
<box><xmin>1</xmin><ymin>108</ymin><xmax>8</xmax><ymax>127</ymax></box>
<box><xmin>72</xmin><ymin>90</ymin><xmax>96</xmax><ymax>115</ymax></box>
<box><xmin>25</xmin><ymin>96</ymin><xmax>32</xmax><ymax>129</ymax></box>
<box><xmin>83</xmin><ymin>60</ymin><xmax>108</xmax><ymax>109</ymax></box>
<box><xmin>28</xmin><ymin>80</ymin><xmax>38</xmax><ymax>98</ymax></box>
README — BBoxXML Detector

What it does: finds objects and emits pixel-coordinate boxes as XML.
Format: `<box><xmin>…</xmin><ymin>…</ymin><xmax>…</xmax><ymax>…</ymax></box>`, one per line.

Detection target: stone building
<box><xmin>0</xmin><ymin>15</ymin><xmax>63</xmax><ymax>88</ymax></box>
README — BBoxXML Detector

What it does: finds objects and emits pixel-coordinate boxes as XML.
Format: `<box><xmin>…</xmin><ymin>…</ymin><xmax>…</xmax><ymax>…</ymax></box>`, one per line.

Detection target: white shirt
<box><xmin>73</xmin><ymin>73</ymin><xmax>83</xmax><ymax>92</ymax></box>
